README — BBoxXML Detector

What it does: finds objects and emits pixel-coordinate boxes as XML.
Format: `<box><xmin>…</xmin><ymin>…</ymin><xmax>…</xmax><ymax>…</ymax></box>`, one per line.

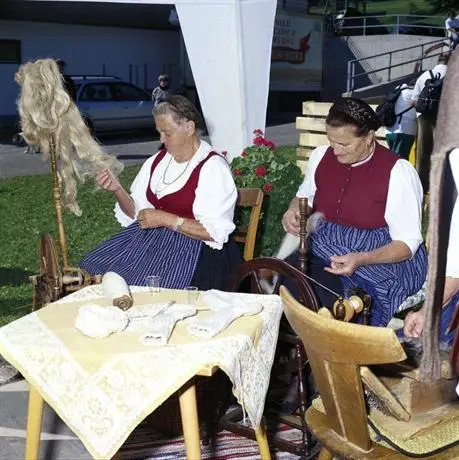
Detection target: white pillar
<box><xmin>176</xmin><ymin>0</ymin><xmax>276</xmax><ymax>160</ymax></box>
<box><xmin>42</xmin><ymin>0</ymin><xmax>276</xmax><ymax>161</ymax></box>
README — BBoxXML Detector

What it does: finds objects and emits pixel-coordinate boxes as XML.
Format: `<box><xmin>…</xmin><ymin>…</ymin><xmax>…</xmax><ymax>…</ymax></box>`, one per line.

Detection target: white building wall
<box><xmin>0</xmin><ymin>20</ymin><xmax>180</xmax><ymax>117</ymax></box>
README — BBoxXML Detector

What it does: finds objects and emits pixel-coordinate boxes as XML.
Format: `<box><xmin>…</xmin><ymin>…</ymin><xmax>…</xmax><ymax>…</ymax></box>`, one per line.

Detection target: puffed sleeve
<box><xmin>446</xmin><ymin>149</ymin><xmax>459</xmax><ymax>277</ymax></box>
<box><xmin>385</xmin><ymin>159</ymin><xmax>424</xmax><ymax>256</ymax></box>
<box><xmin>193</xmin><ymin>155</ymin><xmax>237</xmax><ymax>249</ymax></box>
<box><xmin>114</xmin><ymin>155</ymin><xmax>157</xmax><ymax>227</ymax></box>
<box><xmin>296</xmin><ymin>145</ymin><xmax>328</xmax><ymax>201</ymax></box>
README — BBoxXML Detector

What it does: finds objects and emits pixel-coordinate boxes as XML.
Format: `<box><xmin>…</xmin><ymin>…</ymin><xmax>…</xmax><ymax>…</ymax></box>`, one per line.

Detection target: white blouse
<box><xmin>114</xmin><ymin>140</ymin><xmax>237</xmax><ymax>250</ymax></box>
<box><xmin>296</xmin><ymin>145</ymin><xmax>424</xmax><ymax>256</ymax></box>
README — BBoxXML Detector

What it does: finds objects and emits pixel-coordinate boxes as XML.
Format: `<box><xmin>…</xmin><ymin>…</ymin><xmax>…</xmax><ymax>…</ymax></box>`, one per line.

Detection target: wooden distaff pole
<box><xmin>298</xmin><ymin>197</ymin><xmax>308</xmax><ymax>273</ymax></box>
<box><xmin>49</xmin><ymin>134</ymin><xmax>69</xmax><ymax>269</ymax></box>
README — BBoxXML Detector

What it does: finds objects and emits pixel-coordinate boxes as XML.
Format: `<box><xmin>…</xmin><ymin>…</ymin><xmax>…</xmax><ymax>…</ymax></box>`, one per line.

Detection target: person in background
<box><xmin>404</xmin><ymin>149</ymin><xmax>459</xmax><ymax>348</ymax></box>
<box><xmin>152</xmin><ymin>74</ymin><xmax>171</xmax><ymax>108</ymax></box>
<box><xmin>412</xmin><ymin>54</ymin><xmax>449</xmax><ymax>192</ymax></box>
<box><xmin>56</xmin><ymin>59</ymin><xmax>77</xmax><ymax>102</ymax></box>
<box><xmin>445</xmin><ymin>10</ymin><xmax>459</xmax><ymax>51</ymax></box>
<box><xmin>385</xmin><ymin>79</ymin><xmax>417</xmax><ymax>160</ymax></box>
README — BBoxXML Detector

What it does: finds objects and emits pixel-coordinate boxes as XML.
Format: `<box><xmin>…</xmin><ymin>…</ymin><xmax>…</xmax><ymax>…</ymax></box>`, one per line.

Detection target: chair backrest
<box><xmin>295</xmin><ymin>101</ymin><xmax>388</xmax><ymax>174</ymax></box>
<box><xmin>228</xmin><ymin>257</ymin><xmax>320</xmax><ymax>312</ymax></box>
<box><xmin>280</xmin><ymin>286</ymin><xmax>406</xmax><ymax>452</ymax></box>
<box><xmin>233</xmin><ymin>188</ymin><xmax>264</xmax><ymax>261</ymax></box>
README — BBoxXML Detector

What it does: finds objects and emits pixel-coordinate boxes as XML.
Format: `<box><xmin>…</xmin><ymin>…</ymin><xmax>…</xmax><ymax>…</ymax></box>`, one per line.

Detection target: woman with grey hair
<box><xmin>80</xmin><ymin>95</ymin><xmax>241</xmax><ymax>289</ymax></box>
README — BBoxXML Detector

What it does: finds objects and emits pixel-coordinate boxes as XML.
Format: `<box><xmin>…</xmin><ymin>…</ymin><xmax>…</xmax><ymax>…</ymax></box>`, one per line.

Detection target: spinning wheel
<box><xmin>30</xmin><ymin>233</ymin><xmax>100</xmax><ymax>310</ymax></box>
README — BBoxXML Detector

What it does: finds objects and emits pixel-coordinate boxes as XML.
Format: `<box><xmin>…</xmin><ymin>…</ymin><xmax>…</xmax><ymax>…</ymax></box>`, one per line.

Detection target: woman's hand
<box><xmin>282</xmin><ymin>207</ymin><xmax>300</xmax><ymax>236</ymax></box>
<box><xmin>137</xmin><ymin>209</ymin><xmax>174</xmax><ymax>230</ymax></box>
<box><xmin>324</xmin><ymin>253</ymin><xmax>363</xmax><ymax>276</ymax></box>
<box><xmin>403</xmin><ymin>309</ymin><xmax>425</xmax><ymax>338</ymax></box>
<box><xmin>96</xmin><ymin>169</ymin><xmax>122</xmax><ymax>192</ymax></box>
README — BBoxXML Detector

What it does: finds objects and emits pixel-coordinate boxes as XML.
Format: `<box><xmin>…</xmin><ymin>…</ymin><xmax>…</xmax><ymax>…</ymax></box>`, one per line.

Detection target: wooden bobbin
<box><xmin>113</xmin><ymin>295</ymin><xmax>134</xmax><ymax>311</ymax></box>
<box><xmin>333</xmin><ymin>295</ymin><xmax>364</xmax><ymax>322</ymax></box>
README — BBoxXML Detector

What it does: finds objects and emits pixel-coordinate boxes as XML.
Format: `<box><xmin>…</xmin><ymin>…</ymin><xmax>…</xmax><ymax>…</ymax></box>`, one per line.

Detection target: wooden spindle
<box><xmin>49</xmin><ymin>135</ymin><xmax>69</xmax><ymax>269</ymax></box>
<box><xmin>298</xmin><ymin>197</ymin><xmax>308</xmax><ymax>273</ymax></box>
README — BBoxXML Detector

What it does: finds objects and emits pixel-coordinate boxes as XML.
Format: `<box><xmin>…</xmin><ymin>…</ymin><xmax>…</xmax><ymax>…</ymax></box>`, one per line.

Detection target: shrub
<box><xmin>231</xmin><ymin>130</ymin><xmax>303</xmax><ymax>256</ymax></box>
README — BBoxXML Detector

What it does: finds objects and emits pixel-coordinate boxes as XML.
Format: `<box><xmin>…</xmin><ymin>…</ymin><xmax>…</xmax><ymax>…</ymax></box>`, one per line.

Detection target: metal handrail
<box><xmin>348</xmin><ymin>39</ymin><xmax>444</xmax><ymax>64</ymax></box>
<box><xmin>346</xmin><ymin>38</ymin><xmax>446</xmax><ymax>92</ymax></box>
<box><xmin>334</xmin><ymin>13</ymin><xmax>445</xmax><ymax>36</ymax></box>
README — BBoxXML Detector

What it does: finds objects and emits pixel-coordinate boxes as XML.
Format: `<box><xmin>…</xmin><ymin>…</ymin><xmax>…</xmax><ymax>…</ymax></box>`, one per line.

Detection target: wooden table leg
<box><xmin>25</xmin><ymin>385</ymin><xmax>44</xmax><ymax>460</ymax></box>
<box><xmin>178</xmin><ymin>379</ymin><xmax>201</xmax><ymax>460</ymax></box>
<box><xmin>255</xmin><ymin>422</ymin><xmax>271</xmax><ymax>460</ymax></box>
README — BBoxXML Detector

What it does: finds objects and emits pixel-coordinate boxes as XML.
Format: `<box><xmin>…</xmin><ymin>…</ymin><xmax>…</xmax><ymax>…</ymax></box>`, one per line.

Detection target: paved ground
<box><xmin>0</xmin><ymin>122</ymin><xmax>299</xmax><ymax>459</ymax></box>
<box><xmin>0</xmin><ymin>123</ymin><xmax>298</xmax><ymax>179</ymax></box>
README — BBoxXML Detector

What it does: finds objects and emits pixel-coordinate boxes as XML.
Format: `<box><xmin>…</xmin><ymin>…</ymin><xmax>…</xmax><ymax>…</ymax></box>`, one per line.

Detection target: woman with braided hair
<box><xmin>282</xmin><ymin>98</ymin><xmax>427</xmax><ymax>326</ymax></box>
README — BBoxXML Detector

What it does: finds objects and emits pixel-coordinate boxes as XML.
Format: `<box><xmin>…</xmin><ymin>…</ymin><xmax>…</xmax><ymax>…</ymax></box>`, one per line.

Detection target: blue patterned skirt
<box><xmin>309</xmin><ymin>221</ymin><xmax>428</xmax><ymax>326</ymax></box>
<box><xmin>79</xmin><ymin>222</ymin><xmax>242</xmax><ymax>289</ymax></box>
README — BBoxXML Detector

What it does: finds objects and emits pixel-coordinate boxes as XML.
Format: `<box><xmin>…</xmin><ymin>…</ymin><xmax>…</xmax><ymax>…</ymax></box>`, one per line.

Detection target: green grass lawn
<box><xmin>0</xmin><ymin>165</ymin><xmax>141</xmax><ymax>326</ymax></box>
<box><xmin>0</xmin><ymin>145</ymin><xmax>300</xmax><ymax>327</ymax></box>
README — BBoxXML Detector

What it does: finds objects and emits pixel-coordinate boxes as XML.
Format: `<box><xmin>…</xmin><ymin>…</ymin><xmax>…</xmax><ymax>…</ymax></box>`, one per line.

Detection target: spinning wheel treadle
<box><xmin>30</xmin><ymin>233</ymin><xmax>100</xmax><ymax>310</ymax></box>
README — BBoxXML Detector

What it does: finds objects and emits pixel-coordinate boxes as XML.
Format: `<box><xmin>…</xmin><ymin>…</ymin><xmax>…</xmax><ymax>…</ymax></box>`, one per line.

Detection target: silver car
<box><xmin>72</xmin><ymin>76</ymin><xmax>154</xmax><ymax>134</ymax></box>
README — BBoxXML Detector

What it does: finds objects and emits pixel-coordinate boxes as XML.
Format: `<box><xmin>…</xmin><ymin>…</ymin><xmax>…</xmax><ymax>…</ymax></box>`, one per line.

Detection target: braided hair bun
<box><xmin>326</xmin><ymin>97</ymin><xmax>381</xmax><ymax>136</ymax></box>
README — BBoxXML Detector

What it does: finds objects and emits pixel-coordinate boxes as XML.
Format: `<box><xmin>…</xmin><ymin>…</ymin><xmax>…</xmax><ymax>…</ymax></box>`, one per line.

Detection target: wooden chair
<box><xmin>234</xmin><ymin>188</ymin><xmax>264</xmax><ymax>261</ymax></box>
<box><xmin>295</xmin><ymin>101</ymin><xmax>388</xmax><ymax>174</ymax></box>
<box><xmin>222</xmin><ymin>257</ymin><xmax>321</xmax><ymax>458</ymax></box>
<box><xmin>281</xmin><ymin>286</ymin><xmax>459</xmax><ymax>459</ymax></box>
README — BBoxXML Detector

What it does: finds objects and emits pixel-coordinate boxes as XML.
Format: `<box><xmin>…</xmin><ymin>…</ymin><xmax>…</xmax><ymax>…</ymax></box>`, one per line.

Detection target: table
<box><xmin>0</xmin><ymin>286</ymin><xmax>282</xmax><ymax>459</ymax></box>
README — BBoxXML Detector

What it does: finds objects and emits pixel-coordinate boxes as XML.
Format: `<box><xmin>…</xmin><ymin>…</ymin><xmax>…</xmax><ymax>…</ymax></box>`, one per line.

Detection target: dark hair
<box><xmin>438</xmin><ymin>53</ymin><xmax>450</xmax><ymax>65</ymax></box>
<box><xmin>448</xmin><ymin>9</ymin><xmax>456</xmax><ymax>18</ymax></box>
<box><xmin>326</xmin><ymin>97</ymin><xmax>381</xmax><ymax>136</ymax></box>
<box><xmin>153</xmin><ymin>95</ymin><xmax>204</xmax><ymax>133</ymax></box>
<box><xmin>56</xmin><ymin>59</ymin><xmax>66</xmax><ymax>70</ymax></box>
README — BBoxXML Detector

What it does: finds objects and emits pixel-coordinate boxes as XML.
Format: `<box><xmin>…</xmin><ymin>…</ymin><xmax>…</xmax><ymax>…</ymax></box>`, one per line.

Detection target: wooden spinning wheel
<box><xmin>31</xmin><ymin>233</ymin><xmax>100</xmax><ymax>310</ymax></box>
<box><xmin>28</xmin><ymin>135</ymin><xmax>102</xmax><ymax>310</ymax></box>
<box><xmin>34</xmin><ymin>233</ymin><xmax>62</xmax><ymax>307</ymax></box>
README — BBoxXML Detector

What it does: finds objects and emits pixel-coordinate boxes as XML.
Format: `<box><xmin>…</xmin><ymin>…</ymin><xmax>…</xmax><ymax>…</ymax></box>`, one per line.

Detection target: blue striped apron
<box><xmin>79</xmin><ymin>222</ymin><xmax>202</xmax><ymax>288</ymax></box>
<box><xmin>309</xmin><ymin>221</ymin><xmax>428</xmax><ymax>326</ymax></box>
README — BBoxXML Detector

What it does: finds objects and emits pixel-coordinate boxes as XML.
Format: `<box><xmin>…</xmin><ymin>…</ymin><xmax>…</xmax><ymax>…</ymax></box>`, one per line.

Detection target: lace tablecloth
<box><xmin>0</xmin><ymin>286</ymin><xmax>282</xmax><ymax>459</ymax></box>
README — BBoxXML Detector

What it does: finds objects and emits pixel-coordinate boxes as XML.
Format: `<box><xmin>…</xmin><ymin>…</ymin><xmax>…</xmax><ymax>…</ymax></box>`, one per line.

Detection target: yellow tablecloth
<box><xmin>0</xmin><ymin>286</ymin><xmax>282</xmax><ymax>459</ymax></box>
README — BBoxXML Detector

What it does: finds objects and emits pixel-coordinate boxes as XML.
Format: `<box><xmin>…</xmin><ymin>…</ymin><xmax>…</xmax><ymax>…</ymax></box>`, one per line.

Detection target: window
<box><xmin>110</xmin><ymin>83</ymin><xmax>150</xmax><ymax>101</ymax></box>
<box><xmin>0</xmin><ymin>40</ymin><xmax>21</xmax><ymax>64</ymax></box>
<box><xmin>80</xmin><ymin>83</ymin><xmax>112</xmax><ymax>101</ymax></box>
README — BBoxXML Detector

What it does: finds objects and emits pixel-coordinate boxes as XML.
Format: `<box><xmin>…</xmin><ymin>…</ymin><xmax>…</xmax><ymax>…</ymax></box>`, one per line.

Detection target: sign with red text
<box><xmin>271</xmin><ymin>11</ymin><xmax>323</xmax><ymax>92</ymax></box>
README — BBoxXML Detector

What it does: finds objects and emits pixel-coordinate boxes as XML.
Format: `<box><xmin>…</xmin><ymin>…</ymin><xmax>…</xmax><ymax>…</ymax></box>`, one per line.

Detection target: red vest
<box><xmin>313</xmin><ymin>143</ymin><xmax>398</xmax><ymax>229</ymax></box>
<box><xmin>146</xmin><ymin>149</ymin><xmax>219</xmax><ymax>219</ymax></box>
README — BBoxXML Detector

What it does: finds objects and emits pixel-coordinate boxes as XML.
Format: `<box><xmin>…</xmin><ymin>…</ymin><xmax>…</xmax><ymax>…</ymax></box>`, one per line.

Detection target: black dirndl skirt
<box><xmin>80</xmin><ymin>222</ymin><xmax>242</xmax><ymax>290</ymax></box>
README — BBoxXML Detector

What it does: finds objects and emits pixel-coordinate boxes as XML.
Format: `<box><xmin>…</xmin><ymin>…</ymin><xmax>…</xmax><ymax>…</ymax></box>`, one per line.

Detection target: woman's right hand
<box><xmin>282</xmin><ymin>207</ymin><xmax>300</xmax><ymax>236</ymax></box>
<box><xmin>96</xmin><ymin>169</ymin><xmax>122</xmax><ymax>192</ymax></box>
<box><xmin>403</xmin><ymin>309</ymin><xmax>425</xmax><ymax>338</ymax></box>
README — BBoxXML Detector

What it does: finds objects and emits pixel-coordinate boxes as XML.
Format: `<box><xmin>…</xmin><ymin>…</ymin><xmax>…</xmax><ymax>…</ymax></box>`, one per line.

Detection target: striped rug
<box><xmin>120</xmin><ymin>422</ymin><xmax>304</xmax><ymax>459</ymax></box>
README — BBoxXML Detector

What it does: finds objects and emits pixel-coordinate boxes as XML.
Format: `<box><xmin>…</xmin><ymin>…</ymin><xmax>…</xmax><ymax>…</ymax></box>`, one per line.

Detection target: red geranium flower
<box><xmin>253</xmin><ymin>128</ymin><xmax>263</xmax><ymax>136</ymax></box>
<box><xmin>221</xmin><ymin>150</ymin><xmax>228</xmax><ymax>158</ymax></box>
<box><xmin>253</xmin><ymin>136</ymin><xmax>265</xmax><ymax>147</ymax></box>
<box><xmin>255</xmin><ymin>165</ymin><xmax>267</xmax><ymax>177</ymax></box>
<box><xmin>233</xmin><ymin>168</ymin><xmax>242</xmax><ymax>176</ymax></box>
<box><xmin>263</xmin><ymin>183</ymin><xmax>273</xmax><ymax>193</ymax></box>
<box><xmin>265</xmin><ymin>140</ymin><xmax>276</xmax><ymax>150</ymax></box>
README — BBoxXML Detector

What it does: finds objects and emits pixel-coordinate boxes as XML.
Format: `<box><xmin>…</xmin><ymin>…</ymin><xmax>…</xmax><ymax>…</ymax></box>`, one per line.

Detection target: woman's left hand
<box><xmin>137</xmin><ymin>209</ymin><xmax>174</xmax><ymax>229</ymax></box>
<box><xmin>324</xmin><ymin>253</ymin><xmax>363</xmax><ymax>276</ymax></box>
